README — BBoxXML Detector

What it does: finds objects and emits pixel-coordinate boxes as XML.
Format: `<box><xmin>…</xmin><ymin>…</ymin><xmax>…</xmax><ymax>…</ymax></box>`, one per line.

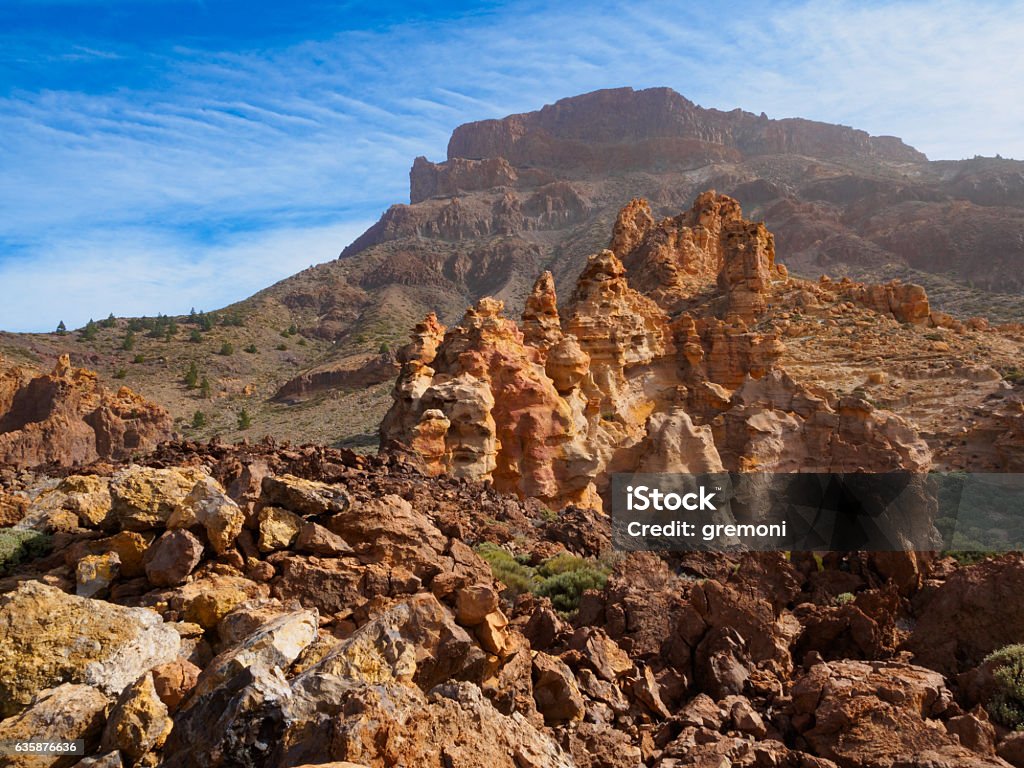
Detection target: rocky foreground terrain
<box><xmin>1</xmin><ymin>189</ymin><xmax>1024</xmax><ymax>766</ymax></box>
<box><xmin>3</xmin><ymin>87</ymin><xmax>1024</xmax><ymax>449</ymax></box>
<box><xmin>3</xmin><ymin>441</ymin><xmax>1024</xmax><ymax>767</ymax></box>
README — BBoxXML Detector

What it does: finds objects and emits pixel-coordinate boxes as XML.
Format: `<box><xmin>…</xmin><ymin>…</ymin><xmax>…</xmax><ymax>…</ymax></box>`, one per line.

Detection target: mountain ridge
<box><xmin>2</xmin><ymin>86</ymin><xmax>1023</xmax><ymax>451</ymax></box>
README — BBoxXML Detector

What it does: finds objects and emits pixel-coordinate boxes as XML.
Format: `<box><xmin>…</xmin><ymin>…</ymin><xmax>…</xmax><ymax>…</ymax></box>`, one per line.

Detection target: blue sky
<box><xmin>2</xmin><ymin>0</ymin><xmax>1022</xmax><ymax>332</ymax></box>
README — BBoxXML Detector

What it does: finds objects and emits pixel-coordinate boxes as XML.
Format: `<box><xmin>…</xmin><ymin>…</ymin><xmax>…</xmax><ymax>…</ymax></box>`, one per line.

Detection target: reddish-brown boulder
<box><xmin>909</xmin><ymin>556</ymin><xmax>1024</xmax><ymax>675</ymax></box>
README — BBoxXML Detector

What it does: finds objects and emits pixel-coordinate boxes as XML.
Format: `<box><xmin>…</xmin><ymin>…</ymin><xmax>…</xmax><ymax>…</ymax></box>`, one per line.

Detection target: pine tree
<box><xmin>184</xmin><ymin>361</ymin><xmax>199</xmax><ymax>389</ymax></box>
<box><xmin>121</xmin><ymin>330</ymin><xmax>136</xmax><ymax>351</ymax></box>
<box><xmin>80</xmin><ymin>319</ymin><xmax>98</xmax><ymax>341</ymax></box>
<box><xmin>56</xmin><ymin>320</ymin><xmax>67</xmax><ymax>335</ymax></box>
<box><xmin>199</xmin><ymin>376</ymin><xmax>212</xmax><ymax>399</ymax></box>
<box><xmin>237</xmin><ymin>408</ymin><xmax>252</xmax><ymax>430</ymax></box>
<box><xmin>192</xmin><ymin>410</ymin><xmax>206</xmax><ymax>429</ymax></box>
<box><xmin>189</xmin><ymin>329</ymin><xmax>202</xmax><ymax>343</ymax></box>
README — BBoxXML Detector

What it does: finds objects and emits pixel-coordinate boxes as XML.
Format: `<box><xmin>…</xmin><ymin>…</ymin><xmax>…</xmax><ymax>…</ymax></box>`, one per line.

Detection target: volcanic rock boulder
<box><xmin>0</xmin><ymin>684</ymin><xmax>109</xmax><ymax>768</ymax></box>
<box><xmin>791</xmin><ymin>659</ymin><xmax>1010</xmax><ymax>768</ymax></box>
<box><xmin>0</xmin><ymin>581</ymin><xmax>180</xmax><ymax>717</ymax></box>
<box><xmin>909</xmin><ymin>556</ymin><xmax>1024</xmax><ymax>675</ymax></box>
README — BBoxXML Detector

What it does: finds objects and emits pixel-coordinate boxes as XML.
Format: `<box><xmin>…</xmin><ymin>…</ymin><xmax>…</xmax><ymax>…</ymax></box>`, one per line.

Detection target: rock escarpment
<box><xmin>0</xmin><ymin>354</ymin><xmax>172</xmax><ymax>469</ymax></box>
<box><xmin>381</xmin><ymin>192</ymin><xmax>934</xmax><ymax>509</ymax></box>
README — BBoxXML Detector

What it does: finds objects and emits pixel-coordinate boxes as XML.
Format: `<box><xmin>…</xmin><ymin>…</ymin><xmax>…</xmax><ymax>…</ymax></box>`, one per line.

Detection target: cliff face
<box><xmin>0</xmin><ymin>354</ymin><xmax>172</xmax><ymax>468</ymax></box>
<box><xmin>443</xmin><ymin>87</ymin><xmax>925</xmax><ymax>173</ymax></box>
<box><xmin>380</xmin><ymin>192</ymin><xmax>962</xmax><ymax>510</ymax></box>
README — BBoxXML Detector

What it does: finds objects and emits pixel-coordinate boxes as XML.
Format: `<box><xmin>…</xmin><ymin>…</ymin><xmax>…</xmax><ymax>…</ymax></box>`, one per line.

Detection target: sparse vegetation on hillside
<box><xmin>237</xmin><ymin>408</ymin><xmax>252</xmax><ymax>430</ymax></box>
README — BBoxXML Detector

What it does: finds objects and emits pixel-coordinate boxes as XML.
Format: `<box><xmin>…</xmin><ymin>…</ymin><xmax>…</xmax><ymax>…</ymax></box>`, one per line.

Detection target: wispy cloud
<box><xmin>1</xmin><ymin>0</ymin><xmax>1022</xmax><ymax>331</ymax></box>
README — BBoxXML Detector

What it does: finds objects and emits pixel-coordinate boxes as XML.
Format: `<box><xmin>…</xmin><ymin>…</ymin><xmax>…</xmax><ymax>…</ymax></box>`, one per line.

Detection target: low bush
<box><xmin>535</xmin><ymin>567</ymin><xmax>609</xmax><ymax>613</ymax></box>
<box><xmin>475</xmin><ymin>543</ymin><xmax>610</xmax><ymax>615</ymax></box>
<box><xmin>475</xmin><ymin>542</ymin><xmax>537</xmax><ymax>595</ymax></box>
<box><xmin>986</xmin><ymin>644</ymin><xmax>1024</xmax><ymax>729</ymax></box>
<box><xmin>0</xmin><ymin>529</ymin><xmax>53</xmax><ymax>575</ymax></box>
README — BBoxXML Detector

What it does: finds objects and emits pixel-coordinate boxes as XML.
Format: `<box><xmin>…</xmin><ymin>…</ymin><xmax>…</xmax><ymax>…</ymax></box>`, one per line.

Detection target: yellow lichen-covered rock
<box><xmin>58</xmin><ymin>474</ymin><xmax>113</xmax><ymax>528</ymax></box>
<box><xmin>257</xmin><ymin>506</ymin><xmax>303</xmax><ymax>552</ymax></box>
<box><xmin>64</xmin><ymin>531</ymin><xmax>150</xmax><ymax>580</ymax></box>
<box><xmin>76</xmin><ymin>551</ymin><xmax>121</xmax><ymax>598</ymax></box>
<box><xmin>0</xmin><ymin>581</ymin><xmax>180</xmax><ymax>717</ymax></box>
<box><xmin>109</xmin><ymin>465</ymin><xmax>207</xmax><ymax>531</ymax></box>
<box><xmin>170</xmin><ymin>475</ymin><xmax>245</xmax><ymax>554</ymax></box>
<box><xmin>101</xmin><ymin>672</ymin><xmax>173</xmax><ymax>761</ymax></box>
<box><xmin>173</xmin><ymin>574</ymin><xmax>270</xmax><ymax>630</ymax></box>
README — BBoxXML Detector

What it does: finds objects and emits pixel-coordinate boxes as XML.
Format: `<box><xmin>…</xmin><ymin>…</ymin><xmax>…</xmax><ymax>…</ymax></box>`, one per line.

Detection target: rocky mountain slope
<box><xmin>4</xmin><ymin>441</ymin><xmax>1024</xmax><ymax>766</ymax></box>
<box><xmin>3</xmin><ymin>86</ymin><xmax>1023</xmax><ymax>450</ymax></box>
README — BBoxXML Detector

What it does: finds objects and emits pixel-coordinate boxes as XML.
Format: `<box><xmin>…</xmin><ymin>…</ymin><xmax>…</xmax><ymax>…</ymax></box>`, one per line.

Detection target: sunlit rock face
<box><xmin>381</xmin><ymin>192</ymin><xmax>937</xmax><ymax>510</ymax></box>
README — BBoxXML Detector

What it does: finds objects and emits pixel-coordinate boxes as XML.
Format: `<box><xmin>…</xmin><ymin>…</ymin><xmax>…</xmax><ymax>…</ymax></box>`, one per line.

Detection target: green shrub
<box><xmin>833</xmin><ymin>592</ymin><xmax>856</xmax><ymax>606</ymax></box>
<box><xmin>113</xmin><ymin>367</ymin><xmax>127</xmax><ymax>379</ymax></box>
<box><xmin>0</xmin><ymin>529</ymin><xmax>53</xmax><ymax>574</ymax></box>
<box><xmin>475</xmin><ymin>542</ymin><xmax>538</xmax><ymax>596</ymax></box>
<box><xmin>237</xmin><ymin>408</ymin><xmax>252</xmax><ymax>430</ymax></box>
<box><xmin>535</xmin><ymin>567</ymin><xmax>609</xmax><ymax>613</ymax></box>
<box><xmin>192</xmin><ymin>410</ymin><xmax>206</xmax><ymax>429</ymax></box>
<box><xmin>474</xmin><ymin>543</ymin><xmax>610</xmax><ymax>615</ymax></box>
<box><xmin>219</xmin><ymin>342</ymin><xmax>234</xmax><ymax>356</ymax></box>
<box><xmin>537</xmin><ymin>551</ymin><xmax>593</xmax><ymax>577</ymax></box>
<box><xmin>243</xmin><ymin>344</ymin><xmax>257</xmax><ymax>354</ymax></box>
<box><xmin>80</xmin><ymin>319</ymin><xmax>98</xmax><ymax>341</ymax></box>
<box><xmin>986</xmin><ymin>644</ymin><xmax>1024</xmax><ymax>729</ymax></box>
